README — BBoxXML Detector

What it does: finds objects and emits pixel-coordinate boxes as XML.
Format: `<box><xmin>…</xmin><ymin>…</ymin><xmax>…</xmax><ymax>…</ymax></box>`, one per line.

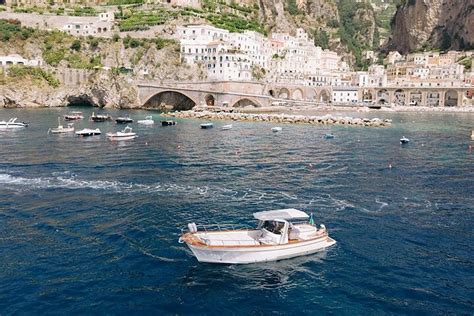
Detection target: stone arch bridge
<box><xmin>137</xmin><ymin>81</ymin><xmax>334</xmax><ymax>109</ymax></box>
<box><xmin>138</xmin><ymin>81</ymin><xmax>471</xmax><ymax>109</ymax></box>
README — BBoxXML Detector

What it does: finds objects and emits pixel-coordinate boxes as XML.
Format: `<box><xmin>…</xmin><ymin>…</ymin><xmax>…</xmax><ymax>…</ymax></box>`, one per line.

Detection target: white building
<box><xmin>0</xmin><ymin>54</ymin><xmax>43</xmax><ymax>67</ymax></box>
<box><xmin>177</xmin><ymin>24</ymin><xmax>342</xmax><ymax>83</ymax></box>
<box><xmin>332</xmin><ymin>86</ymin><xmax>359</xmax><ymax>104</ymax></box>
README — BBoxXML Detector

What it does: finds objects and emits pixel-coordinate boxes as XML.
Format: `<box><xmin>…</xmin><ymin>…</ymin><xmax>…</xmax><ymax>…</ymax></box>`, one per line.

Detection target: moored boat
<box><xmin>179</xmin><ymin>208</ymin><xmax>336</xmax><ymax>264</ymax></box>
<box><xmin>137</xmin><ymin>116</ymin><xmax>154</xmax><ymax>125</ymax></box>
<box><xmin>115</xmin><ymin>116</ymin><xmax>133</xmax><ymax>124</ymax></box>
<box><xmin>64</xmin><ymin>111</ymin><xmax>84</xmax><ymax>121</ymax></box>
<box><xmin>400</xmin><ymin>136</ymin><xmax>410</xmax><ymax>144</ymax></box>
<box><xmin>271</xmin><ymin>127</ymin><xmax>282</xmax><ymax>132</ymax></box>
<box><xmin>323</xmin><ymin>133</ymin><xmax>335</xmax><ymax>139</ymax></box>
<box><xmin>0</xmin><ymin>118</ymin><xmax>28</xmax><ymax>129</ymax></box>
<box><xmin>221</xmin><ymin>124</ymin><xmax>233</xmax><ymax>130</ymax></box>
<box><xmin>471</xmin><ymin>130</ymin><xmax>474</xmax><ymax>141</ymax></box>
<box><xmin>90</xmin><ymin>112</ymin><xmax>112</xmax><ymax>122</ymax></box>
<box><xmin>75</xmin><ymin>128</ymin><xmax>101</xmax><ymax>137</ymax></box>
<box><xmin>106</xmin><ymin>126</ymin><xmax>137</xmax><ymax>141</ymax></box>
<box><xmin>161</xmin><ymin>120</ymin><xmax>177</xmax><ymax>126</ymax></box>
<box><xmin>200</xmin><ymin>123</ymin><xmax>214</xmax><ymax>129</ymax></box>
<box><xmin>49</xmin><ymin>117</ymin><xmax>74</xmax><ymax>134</ymax></box>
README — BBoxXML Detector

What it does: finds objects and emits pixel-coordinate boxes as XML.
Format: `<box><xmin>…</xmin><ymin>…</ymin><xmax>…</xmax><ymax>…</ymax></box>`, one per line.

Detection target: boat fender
<box><xmin>188</xmin><ymin>222</ymin><xmax>198</xmax><ymax>233</ymax></box>
<box><xmin>320</xmin><ymin>224</ymin><xmax>326</xmax><ymax>232</ymax></box>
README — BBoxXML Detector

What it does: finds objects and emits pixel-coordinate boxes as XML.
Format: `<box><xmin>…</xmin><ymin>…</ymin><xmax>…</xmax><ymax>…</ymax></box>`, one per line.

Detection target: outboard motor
<box><xmin>188</xmin><ymin>222</ymin><xmax>198</xmax><ymax>233</ymax></box>
<box><xmin>319</xmin><ymin>224</ymin><xmax>326</xmax><ymax>232</ymax></box>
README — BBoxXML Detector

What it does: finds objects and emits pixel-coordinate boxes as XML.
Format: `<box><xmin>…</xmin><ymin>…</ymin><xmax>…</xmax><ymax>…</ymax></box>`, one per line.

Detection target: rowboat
<box><xmin>115</xmin><ymin>116</ymin><xmax>133</xmax><ymax>124</ymax></box>
<box><xmin>200</xmin><ymin>123</ymin><xmax>214</xmax><ymax>129</ymax></box>
<box><xmin>179</xmin><ymin>209</ymin><xmax>336</xmax><ymax>264</ymax></box>
<box><xmin>64</xmin><ymin>111</ymin><xmax>83</xmax><ymax>120</ymax></box>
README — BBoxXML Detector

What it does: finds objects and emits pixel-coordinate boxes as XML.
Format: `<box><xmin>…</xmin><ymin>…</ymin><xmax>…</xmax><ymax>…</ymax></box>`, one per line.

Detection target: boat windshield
<box><xmin>262</xmin><ymin>221</ymin><xmax>285</xmax><ymax>235</ymax></box>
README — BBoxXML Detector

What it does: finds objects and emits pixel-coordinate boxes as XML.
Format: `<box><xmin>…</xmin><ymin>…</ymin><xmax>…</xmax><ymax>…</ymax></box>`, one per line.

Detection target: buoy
<box><xmin>145</xmin><ymin>142</ymin><xmax>148</xmax><ymax>146</ymax></box>
<box><xmin>388</xmin><ymin>163</ymin><xmax>392</xmax><ymax>169</ymax></box>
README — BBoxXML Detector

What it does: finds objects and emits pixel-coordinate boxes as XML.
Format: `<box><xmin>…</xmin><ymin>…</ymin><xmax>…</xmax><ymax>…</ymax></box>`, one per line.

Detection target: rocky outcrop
<box><xmin>387</xmin><ymin>0</ymin><xmax>474</xmax><ymax>53</ymax></box>
<box><xmin>0</xmin><ymin>70</ymin><xmax>140</xmax><ymax>108</ymax></box>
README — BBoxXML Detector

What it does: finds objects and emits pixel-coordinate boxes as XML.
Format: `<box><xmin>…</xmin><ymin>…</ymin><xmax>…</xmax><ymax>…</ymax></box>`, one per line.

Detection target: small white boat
<box><xmin>179</xmin><ymin>208</ymin><xmax>336</xmax><ymax>264</ymax></box>
<box><xmin>0</xmin><ymin>118</ymin><xmax>28</xmax><ymax>129</ymax></box>
<box><xmin>400</xmin><ymin>136</ymin><xmax>410</xmax><ymax>144</ymax></box>
<box><xmin>200</xmin><ymin>123</ymin><xmax>214</xmax><ymax>129</ymax></box>
<box><xmin>137</xmin><ymin>116</ymin><xmax>154</xmax><ymax>125</ymax></box>
<box><xmin>49</xmin><ymin>117</ymin><xmax>74</xmax><ymax>134</ymax></box>
<box><xmin>471</xmin><ymin>130</ymin><xmax>474</xmax><ymax>141</ymax></box>
<box><xmin>64</xmin><ymin>111</ymin><xmax>84</xmax><ymax>121</ymax></box>
<box><xmin>106</xmin><ymin>126</ymin><xmax>137</xmax><ymax>141</ymax></box>
<box><xmin>75</xmin><ymin>128</ymin><xmax>101</xmax><ymax>137</ymax></box>
<box><xmin>272</xmin><ymin>127</ymin><xmax>282</xmax><ymax>132</ymax></box>
<box><xmin>221</xmin><ymin>124</ymin><xmax>233</xmax><ymax>130</ymax></box>
<box><xmin>115</xmin><ymin>116</ymin><xmax>133</xmax><ymax>124</ymax></box>
<box><xmin>323</xmin><ymin>133</ymin><xmax>335</xmax><ymax>139</ymax></box>
<box><xmin>90</xmin><ymin>112</ymin><xmax>112</xmax><ymax>122</ymax></box>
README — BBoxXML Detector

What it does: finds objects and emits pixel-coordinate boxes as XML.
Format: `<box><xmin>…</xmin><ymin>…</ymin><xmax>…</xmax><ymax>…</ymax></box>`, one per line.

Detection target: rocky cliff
<box><xmin>387</xmin><ymin>0</ymin><xmax>474</xmax><ymax>53</ymax></box>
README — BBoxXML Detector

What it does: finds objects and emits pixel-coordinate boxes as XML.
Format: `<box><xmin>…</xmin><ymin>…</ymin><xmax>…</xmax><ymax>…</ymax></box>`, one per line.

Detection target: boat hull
<box><xmin>185</xmin><ymin>236</ymin><xmax>336</xmax><ymax>264</ymax></box>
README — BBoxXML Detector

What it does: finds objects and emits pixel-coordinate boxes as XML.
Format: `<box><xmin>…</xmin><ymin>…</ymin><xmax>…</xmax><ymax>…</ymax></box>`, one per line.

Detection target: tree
<box><xmin>313</xmin><ymin>29</ymin><xmax>329</xmax><ymax>49</ymax></box>
<box><xmin>70</xmin><ymin>39</ymin><xmax>81</xmax><ymax>51</ymax></box>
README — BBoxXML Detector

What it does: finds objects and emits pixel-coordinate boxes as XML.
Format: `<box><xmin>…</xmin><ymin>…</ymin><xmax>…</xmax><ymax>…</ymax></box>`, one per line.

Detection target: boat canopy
<box><xmin>253</xmin><ymin>209</ymin><xmax>309</xmax><ymax>221</ymax></box>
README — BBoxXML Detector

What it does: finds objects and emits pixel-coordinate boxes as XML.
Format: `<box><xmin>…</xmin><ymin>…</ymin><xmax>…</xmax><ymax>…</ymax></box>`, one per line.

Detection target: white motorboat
<box><xmin>106</xmin><ymin>126</ymin><xmax>137</xmax><ymax>141</ymax></box>
<box><xmin>323</xmin><ymin>133</ymin><xmax>335</xmax><ymax>139</ymax></box>
<box><xmin>0</xmin><ymin>118</ymin><xmax>28</xmax><ymax>129</ymax></box>
<box><xmin>49</xmin><ymin>117</ymin><xmax>74</xmax><ymax>134</ymax></box>
<box><xmin>137</xmin><ymin>116</ymin><xmax>154</xmax><ymax>125</ymax></box>
<box><xmin>471</xmin><ymin>130</ymin><xmax>474</xmax><ymax>141</ymax></box>
<box><xmin>221</xmin><ymin>124</ymin><xmax>233</xmax><ymax>130</ymax></box>
<box><xmin>400</xmin><ymin>136</ymin><xmax>410</xmax><ymax>144</ymax></box>
<box><xmin>200</xmin><ymin>123</ymin><xmax>214</xmax><ymax>129</ymax></box>
<box><xmin>75</xmin><ymin>128</ymin><xmax>101</xmax><ymax>137</ymax></box>
<box><xmin>115</xmin><ymin>116</ymin><xmax>133</xmax><ymax>124</ymax></box>
<box><xmin>179</xmin><ymin>208</ymin><xmax>336</xmax><ymax>264</ymax></box>
<box><xmin>272</xmin><ymin>127</ymin><xmax>282</xmax><ymax>132</ymax></box>
<box><xmin>64</xmin><ymin>111</ymin><xmax>84</xmax><ymax>121</ymax></box>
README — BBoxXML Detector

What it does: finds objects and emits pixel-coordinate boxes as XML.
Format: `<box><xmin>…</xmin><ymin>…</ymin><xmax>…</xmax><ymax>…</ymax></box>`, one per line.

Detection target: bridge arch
<box><xmin>444</xmin><ymin>89</ymin><xmax>458</xmax><ymax>106</ymax></box>
<box><xmin>427</xmin><ymin>91</ymin><xmax>440</xmax><ymax>107</ymax></box>
<box><xmin>318</xmin><ymin>89</ymin><xmax>331</xmax><ymax>103</ymax></box>
<box><xmin>205</xmin><ymin>94</ymin><xmax>215</xmax><ymax>106</ymax></box>
<box><xmin>278</xmin><ymin>88</ymin><xmax>290</xmax><ymax>99</ymax></box>
<box><xmin>292</xmin><ymin>88</ymin><xmax>304</xmax><ymax>101</ymax></box>
<box><xmin>143</xmin><ymin>90</ymin><xmax>197</xmax><ymax>111</ymax></box>
<box><xmin>306</xmin><ymin>89</ymin><xmax>318</xmax><ymax>101</ymax></box>
<box><xmin>394</xmin><ymin>89</ymin><xmax>406</xmax><ymax>106</ymax></box>
<box><xmin>376</xmin><ymin>89</ymin><xmax>389</xmax><ymax>104</ymax></box>
<box><xmin>232</xmin><ymin>98</ymin><xmax>262</xmax><ymax>108</ymax></box>
<box><xmin>409</xmin><ymin>90</ymin><xmax>422</xmax><ymax>106</ymax></box>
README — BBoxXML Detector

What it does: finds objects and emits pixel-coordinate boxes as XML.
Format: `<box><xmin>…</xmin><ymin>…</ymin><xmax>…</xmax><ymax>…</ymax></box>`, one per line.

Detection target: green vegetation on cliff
<box><xmin>2</xmin><ymin>65</ymin><xmax>60</xmax><ymax>88</ymax></box>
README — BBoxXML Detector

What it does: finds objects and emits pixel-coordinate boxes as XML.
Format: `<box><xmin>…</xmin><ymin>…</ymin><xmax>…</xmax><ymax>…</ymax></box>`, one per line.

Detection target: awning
<box><xmin>253</xmin><ymin>209</ymin><xmax>309</xmax><ymax>221</ymax></box>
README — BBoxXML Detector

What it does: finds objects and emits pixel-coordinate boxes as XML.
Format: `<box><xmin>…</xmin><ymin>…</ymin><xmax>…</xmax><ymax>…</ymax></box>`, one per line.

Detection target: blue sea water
<box><xmin>0</xmin><ymin>107</ymin><xmax>473</xmax><ymax>314</ymax></box>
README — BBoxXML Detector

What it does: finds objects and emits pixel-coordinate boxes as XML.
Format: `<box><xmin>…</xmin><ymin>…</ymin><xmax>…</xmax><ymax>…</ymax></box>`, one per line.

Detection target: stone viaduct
<box><xmin>137</xmin><ymin>80</ymin><xmax>471</xmax><ymax>109</ymax></box>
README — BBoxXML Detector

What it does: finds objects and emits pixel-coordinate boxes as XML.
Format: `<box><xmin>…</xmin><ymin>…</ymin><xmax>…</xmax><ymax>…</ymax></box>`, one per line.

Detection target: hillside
<box><xmin>386</xmin><ymin>0</ymin><xmax>474</xmax><ymax>53</ymax></box>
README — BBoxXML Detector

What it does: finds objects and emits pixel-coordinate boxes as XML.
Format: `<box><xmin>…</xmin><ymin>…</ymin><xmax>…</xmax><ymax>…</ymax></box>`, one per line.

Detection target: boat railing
<box><xmin>181</xmin><ymin>223</ymin><xmax>254</xmax><ymax>234</ymax></box>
